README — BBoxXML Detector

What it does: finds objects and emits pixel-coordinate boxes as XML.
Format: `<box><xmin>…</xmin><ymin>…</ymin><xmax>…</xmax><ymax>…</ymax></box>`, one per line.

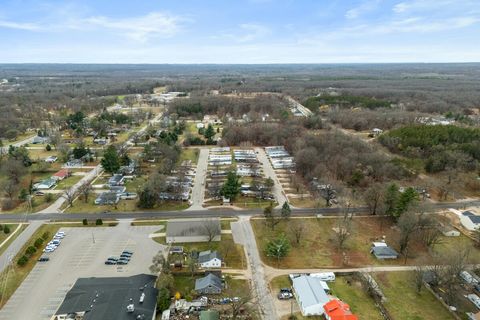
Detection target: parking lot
<box><xmin>0</xmin><ymin>221</ymin><xmax>165</xmax><ymax>320</ymax></box>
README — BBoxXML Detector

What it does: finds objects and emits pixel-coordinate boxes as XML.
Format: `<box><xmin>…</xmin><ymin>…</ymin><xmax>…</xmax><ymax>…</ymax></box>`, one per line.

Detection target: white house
<box><xmin>292</xmin><ymin>275</ymin><xmax>331</xmax><ymax>316</ymax></box>
<box><xmin>198</xmin><ymin>250</ymin><xmax>222</xmax><ymax>269</ymax></box>
<box><xmin>460</xmin><ymin>211</ymin><xmax>480</xmax><ymax>231</ymax></box>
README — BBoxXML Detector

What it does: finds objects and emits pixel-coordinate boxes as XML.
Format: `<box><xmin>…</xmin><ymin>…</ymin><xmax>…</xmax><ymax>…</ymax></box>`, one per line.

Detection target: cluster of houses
<box><xmin>162</xmin><ymin>219</ymin><xmax>226</xmax><ymax>320</ymax></box>
<box><xmin>33</xmin><ymin>169</ymin><xmax>71</xmax><ymax>190</ymax></box>
<box><xmin>265</xmin><ymin>146</ymin><xmax>295</xmax><ymax>169</ymax></box>
<box><xmin>159</xmin><ymin>175</ymin><xmax>193</xmax><ymax>201</ymax></box>
<box><xmin>234</xmin><ymin>149</ymin><xmax>262</xmax><ymax>177</ymax></box>
<box><xmin>94</xmin><ymin>161</ymin><xmax>137</xmax><ymax>205</ymax></box>
<box><xmin>291</xmin><ymin>273</ymin><xmax>358</xmax><ymax>319</ymax></box>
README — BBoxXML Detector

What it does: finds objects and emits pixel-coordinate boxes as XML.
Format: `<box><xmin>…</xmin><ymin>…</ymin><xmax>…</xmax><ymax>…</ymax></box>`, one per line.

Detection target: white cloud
<box><xmin>83</xmin><ymin>12</ymin><xmax>184</xmax><ymax>42</ymax></box>
<box><xmin>393</xmin><ymin>0</ymin><xmax>477</xmax><ymax>14</ymax></box>
<box><xmin>345</xmin><ymin>0</ymin><xmax>382</xmax><ymax>19</ymax></box>
<box><xmin>237</xmin><ymin>23</ymin><xmax>270</xmax><ymax>42</ymax></box>
<box><xmin>0</xmin><ymin>11</ymin><xmax>186</xmax><ymax>42</ymax></box>
<box><xmin>0</xmin><ymin>20</ymin><xmax>41</xmax><ymax>31</ymax></box>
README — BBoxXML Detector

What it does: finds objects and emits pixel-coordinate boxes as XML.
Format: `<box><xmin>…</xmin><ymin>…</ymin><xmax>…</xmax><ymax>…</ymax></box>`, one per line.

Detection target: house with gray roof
<box><xmin>53</xmin><ymin>274</ymin><xmax>158</xmax><ymax>320</ymax></box>
<box><xmin>195</xmin><ymin>274</ymin><xmax>222</xmax><ymax>295</ymax></box>
<box><xmin>292</xmin><ymin>275</ymin><xmax>331</xmax><ymax>316</ymax></box>
<box><xmin>370</xmin><ymin>243</ymin><xmax>399</xmax><ymax>260</ymax></box>
<box><xmin>460</xmin><ymin>211</ymin><xmax>480</xmax><ymax>231</ymax></box>
<box><xmin>94</xmin><ymin>192</ymin><xmax>120</xmax><ymax>205</ymax></box>
<box><xmin>166</xmin><ymin>218</ymin><xmax>221</xmax><ymax>243</ymax></box>
<box><xmin>198</xmin><ymin>250</ymin><xmax>222</xmax><ymax>269</ymax></box>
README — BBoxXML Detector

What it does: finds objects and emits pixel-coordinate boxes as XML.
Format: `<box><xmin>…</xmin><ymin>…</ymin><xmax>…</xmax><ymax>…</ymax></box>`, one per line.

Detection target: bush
<box><xmin>17</xmin><ymin>255</ymin><xmax>28</xmax><ymax>267</ymax></box>
<box><xmin>25</xmin><ymin>246</ymin><xmax>36</xmax><ymax>256</ymax></box>
<box><xmin>18</xmin><ymin>188</ymin><xmax>28</xmax><ymax>201</ymax></box>
<box><xmin>3</xmin><ymin>225</ymin><xmax>10</xmax><ymax>234</ymax></box>
<box><xmin>95</xmin><ymin>219</ymin><xmax>103</xmax><ymax>225</ymax></box>
<box><xmin>45</xmin><ymin>193</ymin><xmax>53</xmax><ymax>203</ymax></box>
<box><xmin>0</xmin><ymin>224</ymin><xmax>3</xmax><ymax>231</ymax></box>
<box><xmin>34</xmin><ymin>238</ymin><xmax>44</xmax><ymax>249</ymax></box>
<box><xmin>1</xmin><ymin>199</ymin><xmax>15</xmax><ymax>211</ymax></box>
<box><xmin>45</xmin><ymin>144</ymin><xmax>52</xmax><ymax>151</ymax></box>
<box><xmin>82</xmin><ymin>218</ymin><xmax>88</xmax><ymax>225</ymax></box>
<box><xmin>41</xmin><ymin>231</ymin><xmax>50</xmax><ymax>240</ymax></box>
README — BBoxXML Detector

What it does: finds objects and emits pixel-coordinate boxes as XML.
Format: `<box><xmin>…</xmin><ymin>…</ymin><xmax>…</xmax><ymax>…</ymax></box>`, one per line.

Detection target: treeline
<box><xmin>170</xmin><ymin>95</ymin><xmax>289</xmax><ymax>120</ymax></box>
<box><xmin>294</xmin><ymin>132</ymin><xmax>411</xmax><ymax>184</ymax></box>
<box><xmin>328</xmin><ymin>108</ymin><xmax>420</xmax><ymax>131</ymax></box>
<box><xmin>304</xmin><ymin>94</ymin><xmax>392</xmax><ymax>111</ymax></box>
<box><xmin>221</xmin><ymin>122</ymin><xmax>305</xmax><ymax>147</ymax></box>
<box><xmin>380</xmin><ymin>125</ymin><xmax>480</xmax><ymax>173</ymax></box>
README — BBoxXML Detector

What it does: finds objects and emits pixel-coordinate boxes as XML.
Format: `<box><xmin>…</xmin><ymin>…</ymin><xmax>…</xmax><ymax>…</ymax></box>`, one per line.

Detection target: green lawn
<box><xmin>56</xmin><ymin>176</ymin><xmax>83</xmax><ymax>190</ymax></box>
<box><xmin>178</xmin><ymin>148</ymin><xmax>199</xmax><ymax>165</ymax></box>
<box><xmin>374</xmin><ymin>271</ymin><xmax>454</xmax><ymax>320</ymax></box>
<box><xmin>0</xmin><ymin>224</ymin><xmax>25</xmax><ymax>256</ymax></box>
<box><xmin>65</xmin><ymin>197</ymin><xmax>189</xmax><ymax>213</ymax></box>
<box><xmin>329</xmin><ymin>276</ymin><xmax>383</xmax><ymax>320</ymax></box>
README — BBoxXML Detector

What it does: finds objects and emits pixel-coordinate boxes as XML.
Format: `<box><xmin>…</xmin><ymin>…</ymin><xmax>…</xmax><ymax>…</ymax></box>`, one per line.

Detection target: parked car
<box><xmin>120</xmin><ymin>192</ymin><xmax>138</xmax><ymax>200</ymax></box>
<box><xmin>38</xmin><ymin>256</ymin><xmax>50</xmax><ymax>262</ymax></box>
<box><xmin>117</xmin><ymin>259</ymin><xmax>129</xmax><ymax>265</ymax></box>
<box><xmin>278</xmin><ymin>292</ymin><xmax>293</xmax><ymax>300</ymax></box>
<box><xmin>105</xmin><ymin>260</ymin><xmax>117</xmax><ymax>265</ymax></box>
<box><xmin>34</xmin><ymin>191</ymin><xmax>45</xmax><ymax>196</ymax></box>
<box><xmin>43</xmin><ymin>247</ymin><xmax>55</xmax><ymax>253</ymax></box>
<box><xmin>122</xmin><ymin>250</ymin><xmax>133</xmax><ymax>255</ymax></box>
<box><xmin>107</xmin><ymin>256</ymin><xmax>119</xmax><ymax>261</ymax></box>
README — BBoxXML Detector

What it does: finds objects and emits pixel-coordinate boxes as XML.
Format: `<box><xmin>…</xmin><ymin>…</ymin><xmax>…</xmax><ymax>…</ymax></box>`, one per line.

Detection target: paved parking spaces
<box><xmin>0</xmin><ymin>222</ymin><xmax>165</xmax><ymax>320</ymax></box>
<box><xmin>255</xmin><ymin>147</ymin><xmax>288</xmax><ymax>207</ymax></box>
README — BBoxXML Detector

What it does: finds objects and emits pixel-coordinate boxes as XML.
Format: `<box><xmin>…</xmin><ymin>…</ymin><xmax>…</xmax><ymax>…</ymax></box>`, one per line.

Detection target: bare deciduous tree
<box><xmin>62</xmin><ymin>187</ymin><xmax>77</xmax><ymax>208</ymax></box>
<box><xmin>78</xmin><ymin>183</ymin><xmax>92</xmax><ymax>203</ymax></box>
<box><xmin>290</xmin><ymin>220</ymin><xmax>306</xmax><ymax>246</ymax></box>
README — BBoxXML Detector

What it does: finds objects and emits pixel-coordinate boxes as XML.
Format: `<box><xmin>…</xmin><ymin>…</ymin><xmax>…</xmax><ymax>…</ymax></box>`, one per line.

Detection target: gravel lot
<box><xmin>0</xmin><ymin>221</ymin><xmax>165</xmax><ymax>320</ymax></box>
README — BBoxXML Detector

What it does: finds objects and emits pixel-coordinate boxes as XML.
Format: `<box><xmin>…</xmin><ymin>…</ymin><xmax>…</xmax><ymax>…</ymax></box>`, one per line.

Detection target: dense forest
<box><xmin>380</xmin><ymin>125</ymin><xmax>480</xmax><ymax>173</ymax></box>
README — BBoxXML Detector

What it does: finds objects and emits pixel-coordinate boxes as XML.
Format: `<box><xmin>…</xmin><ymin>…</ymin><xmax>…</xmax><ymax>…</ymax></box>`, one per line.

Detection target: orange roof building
<box><xmin>323</xmin><ymin>299</ymin><xmax>359</xmax><ymax>320</ymax></box>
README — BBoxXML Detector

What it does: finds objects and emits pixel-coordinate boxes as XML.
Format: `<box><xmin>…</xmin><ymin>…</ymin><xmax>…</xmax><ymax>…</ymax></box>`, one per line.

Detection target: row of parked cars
<box><xmin>39</xmin><ymin>231</ymin><xmax>66</xmax><ymax>261</ymax></box>
<box><xmin>104</xmin><ymin>250</ymin><xmax>133</xmax><ymax>265</ymax></box>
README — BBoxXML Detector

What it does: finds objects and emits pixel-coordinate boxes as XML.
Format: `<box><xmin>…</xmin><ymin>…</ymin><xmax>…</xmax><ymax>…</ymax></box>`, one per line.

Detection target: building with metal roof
<box><xmin>292</xmin><ymin>275</ymin><xmax>331</xmax><ymax>316</ymax></box>
<box><xmin>53</xmin><ymin>274</ymin><xmax>158</xmax><ymax>320</ymax></box>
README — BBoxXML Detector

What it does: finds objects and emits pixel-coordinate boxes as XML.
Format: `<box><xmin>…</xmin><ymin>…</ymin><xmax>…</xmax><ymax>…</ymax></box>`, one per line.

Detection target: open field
<box><xmin>374</xmin><ymin>271</ymin><xmax>455</xmax><ymax>320</ymax></box>
<box><xmin>251</xmin><ymin>216</ymin><xmax>480</xmax><ymax>268</ymax></box>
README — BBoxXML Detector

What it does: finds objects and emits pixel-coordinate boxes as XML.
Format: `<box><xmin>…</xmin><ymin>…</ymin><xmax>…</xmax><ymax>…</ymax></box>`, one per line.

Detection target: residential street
<box><xmin>255</xmin><ymin>147</ymin><xmax>288</xmax><ymax>208</ymax></box>
<box><xmin>233</xmin><ymin>216</ymin><xmax>278</xmax><ymax>320</ymax></box>
<box><xmin>187</xmin><ymin>148</ymin><xmax>209</xmax><ymax>211</ymax></box>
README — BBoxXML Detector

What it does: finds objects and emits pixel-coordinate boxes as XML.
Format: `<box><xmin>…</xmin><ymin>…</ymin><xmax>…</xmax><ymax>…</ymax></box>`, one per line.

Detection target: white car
<box><xmin>43</xmin><ymin>247</ymin><xmax>55</xmax><ymax>253</ymax></box>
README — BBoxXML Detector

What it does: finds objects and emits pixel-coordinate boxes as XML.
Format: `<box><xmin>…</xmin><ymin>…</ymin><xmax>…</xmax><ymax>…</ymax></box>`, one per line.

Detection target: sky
<box><xmin>0</xmin><ymin>0</ymin><xmax>479</xmax><ymax>63</ymax></box>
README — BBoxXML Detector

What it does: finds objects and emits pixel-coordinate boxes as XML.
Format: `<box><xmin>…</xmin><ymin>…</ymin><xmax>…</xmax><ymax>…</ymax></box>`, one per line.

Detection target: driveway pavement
<box><xmin>188</xmin><ymin>148</ymin><xmax>209</xmax><ymax>210</ymax></box>
<box><xmin>0</xmin><ymin>221</ymin><xmax>165</xmax><ymax>320</ymax></box>
<box><xmin>232</xmin><ymin>216</ymin><xmax>277</xmax><ymax>320</ymax></box>
<box><xmin>255</xmin><ymin>147</ymin><xmax>288</xmax><ymax>208</ymax></box>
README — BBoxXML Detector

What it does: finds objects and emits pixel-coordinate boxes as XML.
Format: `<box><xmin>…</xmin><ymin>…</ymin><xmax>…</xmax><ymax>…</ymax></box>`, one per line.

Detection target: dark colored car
<box><xmin>105</xmin><ymin>260</ymin><xmax>117</xmax><ymax>265</ymax></box>
<box><xmin>120</xmin><ymin>253</ymin><xmax>132</xmax><ymax>259</ymax></box>
<box><xmin>280</xmin><ymin>288</ymin><xmax>293</xmax><ymax>293</ymax></box>
<box><xmin>122</xmin><ymin>250</ymin><xmax>133</xmax><ymax>255</ymax></box>
<box><xmin>38</xmin><ymin>256</ymin><xmax>50</xmax><ymax>262</ymax></box>
<box><xmin>117</xmin><ymin>259</ymin><xmax>129</xmax><ymax>265</ymax></box>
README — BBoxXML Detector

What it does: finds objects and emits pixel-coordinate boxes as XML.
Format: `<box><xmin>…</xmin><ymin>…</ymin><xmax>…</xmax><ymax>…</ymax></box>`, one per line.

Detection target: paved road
<box><xmin>187</xmin><ymin>148</ymin><xmax>209</xmax><ymax>211</ymax></box>
<box><xmin>0</xmin><ymin>199</ymin><xmax>479</xmax><ymax>222</ymax></box>
<box><xmin>255</xmin><ymin>147</ymin><xmax>288</xmax><ymax>208</ymax></box>
<box><xmin>0</xmin><ymin>135</ymin><xmax>36</xmax><ymax>154</ymax></box>
<box><xmin>0</xmin><ymin>221</ymin><xmax>43</xmax><ymax>274</ymax></box>
<box><xmin>235</xmin><ymin>216</ymin><xmax>277</xmax><ymax>320</ymax></box>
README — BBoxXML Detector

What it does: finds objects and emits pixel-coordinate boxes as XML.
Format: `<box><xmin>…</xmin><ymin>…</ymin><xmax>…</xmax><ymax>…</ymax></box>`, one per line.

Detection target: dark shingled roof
<box><xmin>463</xmin><ymin>211</ymin><xmax>480</xmax><ymax>224</ymax></box>
<box><xmin>371</xmin><ymin>246</ymin><xmax>399</xmax><ymax>258</ymax></box>
<box><xmin>55</xmin><ymin>274</ymin><xmax>158</xmax><ymax>320</ymax></box>
<box><xmin>195</xmin><ymin>274</ymin><xmax>222</xmax><ymax>291</ymax></box>
<box><xmin>198</xmin><ymin>250</ymin><xmax>221</xmax><ymax>264</ymax></box>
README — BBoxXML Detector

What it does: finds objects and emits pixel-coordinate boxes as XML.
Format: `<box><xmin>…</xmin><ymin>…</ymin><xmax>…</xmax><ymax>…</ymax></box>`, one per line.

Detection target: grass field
<box><xmin>0</xmin><ymin>224</ymin><xmax>25</xmax><ymax>256</ymax></box>
<box><xmin>251</xmin><ymin>216</ymin><xmax>480</xmax><ymax>268</ymax></box>
<box><xmin>329</xmin><ymin>276</ymin><xmax>383</xmax><ymax>320</ymax></box>
<box><xmin>178</xmin><ymin>148</ymin><xmax>199</xmax><ymax>165</ymax></box>
<box><xmin>65</xmin><ymin>197</ymin><xmax>189</xmax><ymax>213</ymax></box>
<box><xmin>56</xmin><ymin>175</ymin><xmax>83</xmax><ymax>189</ymax></box>
<box><xmin>374</xmin><ymin>271</ymin><xmax>454</xmax><ymax>320</ymax></box>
